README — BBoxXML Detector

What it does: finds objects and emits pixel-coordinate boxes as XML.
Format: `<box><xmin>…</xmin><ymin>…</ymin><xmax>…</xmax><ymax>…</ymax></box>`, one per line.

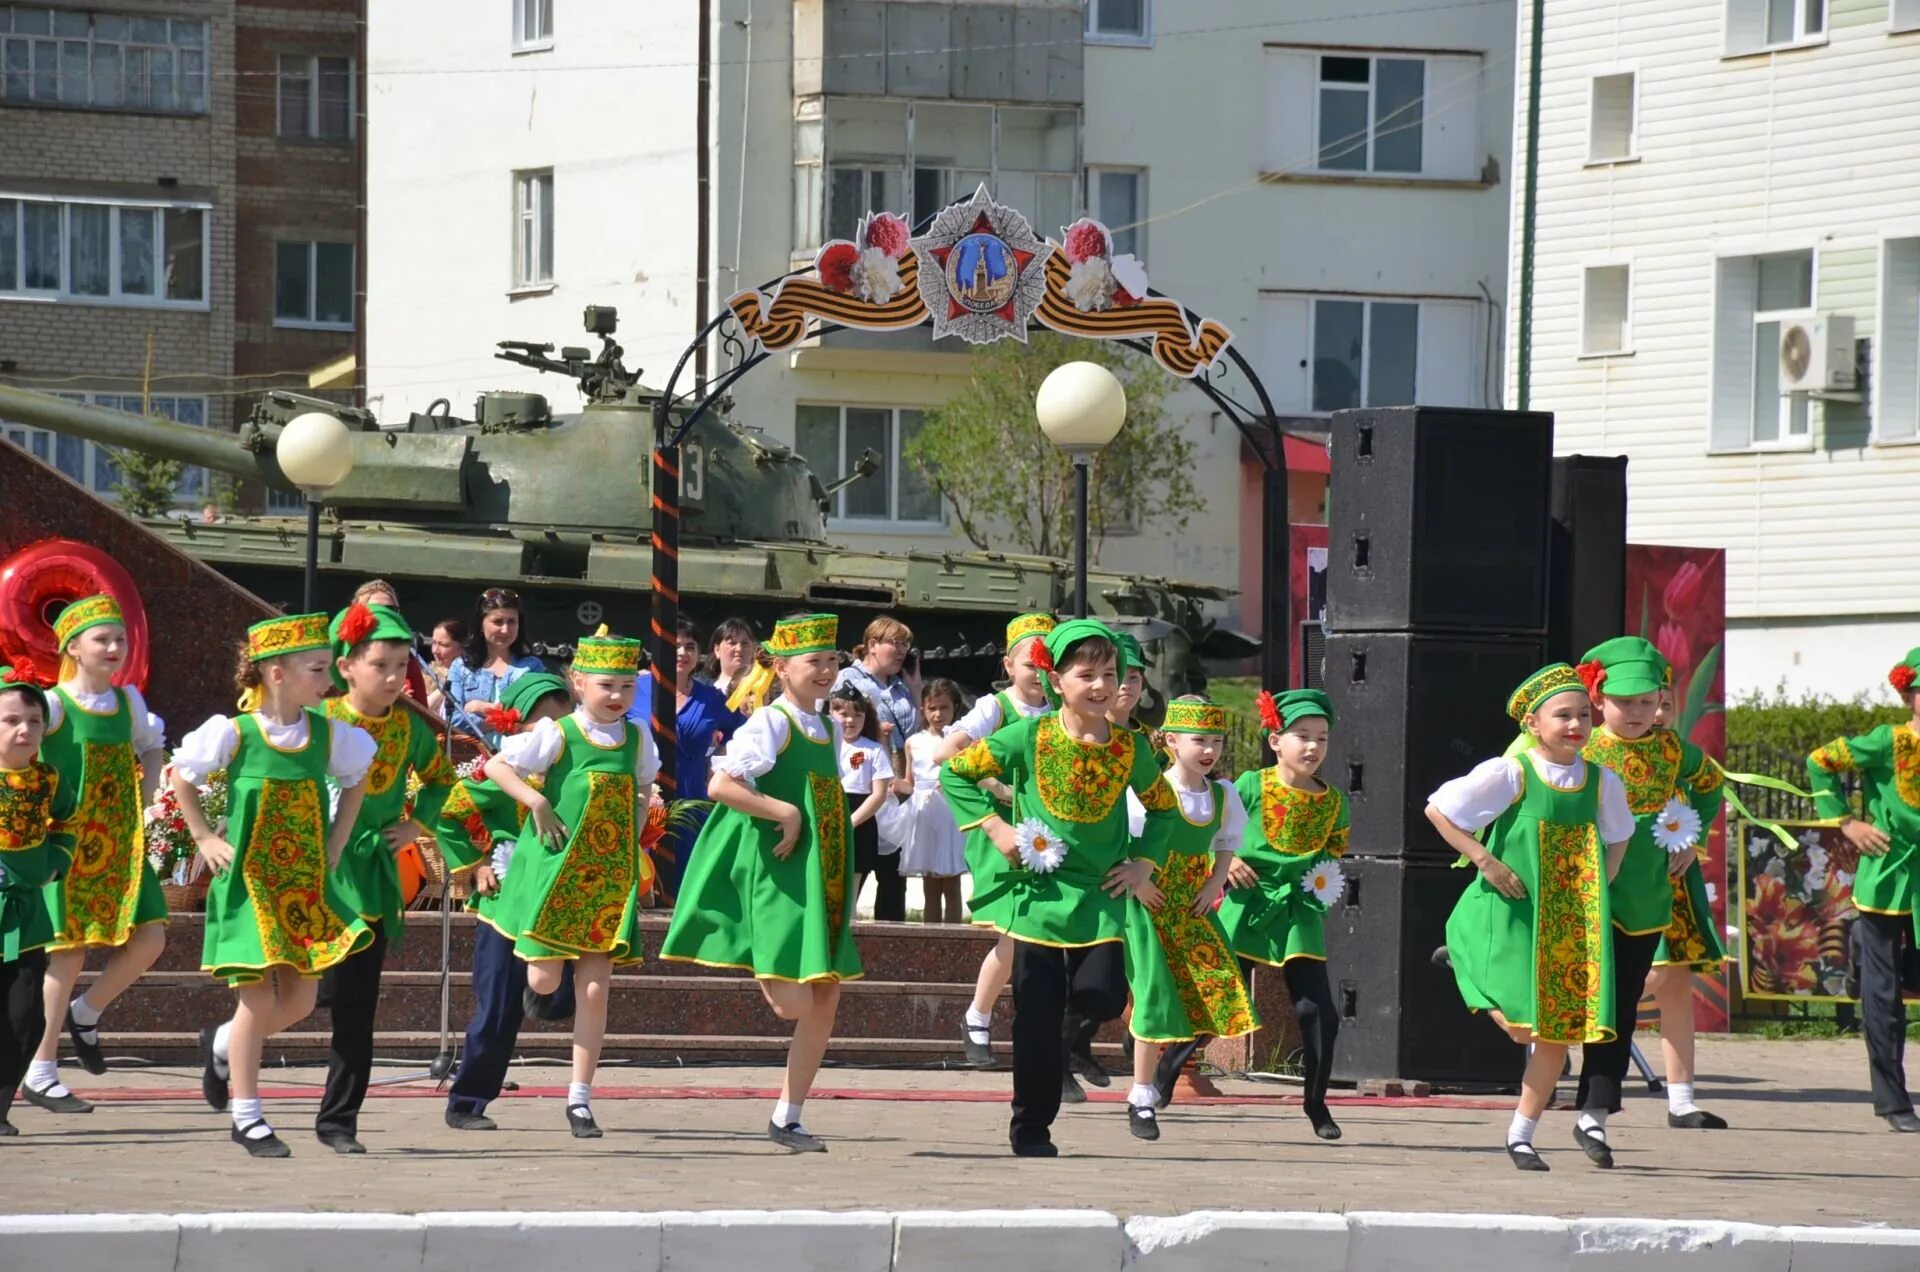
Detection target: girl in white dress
<box><xmin>898</xmin><ymin>678</ymin><xmax>968</xmax><ymax>923</ymax></box>
<box><xmin>830</xmin><ymin>685</ymin><xmax>900</xmax><ymax>920</ymax></box>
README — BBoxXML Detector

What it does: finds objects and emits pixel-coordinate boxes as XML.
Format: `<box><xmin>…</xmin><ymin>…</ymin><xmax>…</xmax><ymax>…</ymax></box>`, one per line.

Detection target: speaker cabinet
<box><xmin>1327</xmin><ymin>407</ymin><xmax>1554</xmax><ymax>634</ymax></box>
<box><xmin>1325</xmin><ymin>631</ymin><xmax>1547</xmax><ymax>859</ymax></box>
<box><xmin>1547</xmin><ymin>454</ymin><xmax>1629</xmax><ymax>666</ymax></box>
<box><xmin>1326</xmin><ymin>856</ymin><xmax>1526</xmax><ymax>1087</ymax></box>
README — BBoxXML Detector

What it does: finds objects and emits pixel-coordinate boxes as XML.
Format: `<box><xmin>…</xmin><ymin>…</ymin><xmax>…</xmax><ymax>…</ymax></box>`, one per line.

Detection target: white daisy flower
<box><xmin>1014</xmin><ymin>818</ymin><xmax>1067</xmax><ymax>874</ymax></box>
<box><xmin>852</xmin><ymin>246</ymin><xmax>903</xmax><ymax>304</ymax></box>
<box><xmin>1652</xmin><ymin>797</ymin><xmax>1703</xmax><ymax>853</ymax></box>
<box><xmin>1305</xmin><ymin>858</ymin><xmax>1345</xmax><ymax>906</ymax></box>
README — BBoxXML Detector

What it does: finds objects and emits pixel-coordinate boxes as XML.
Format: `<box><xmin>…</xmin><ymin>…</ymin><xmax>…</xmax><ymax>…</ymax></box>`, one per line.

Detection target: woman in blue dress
<box><xmin>446</xmin><ymin>588</ymin><xmax>546</xmax><ymax>748</ymax></box>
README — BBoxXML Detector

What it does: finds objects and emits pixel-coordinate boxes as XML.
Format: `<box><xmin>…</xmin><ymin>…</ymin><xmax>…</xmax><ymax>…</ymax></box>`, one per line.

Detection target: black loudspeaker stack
<box><xmin>1319</xmin><ymin>406</ymin><xmax>1560</xmax><ymax>1088</ymax></box>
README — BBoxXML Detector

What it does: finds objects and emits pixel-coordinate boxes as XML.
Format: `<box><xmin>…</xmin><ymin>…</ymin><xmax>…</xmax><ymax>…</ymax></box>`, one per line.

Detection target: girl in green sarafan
<box><xmin>663</xmin><ymin>612</ymin><xmax>862</xmax><ymax>1154</ymax></box>
<box><xmin>1427</xmin><ymin>664</ymin><xmax>1633</xmax><ymax>1172</ymax></box>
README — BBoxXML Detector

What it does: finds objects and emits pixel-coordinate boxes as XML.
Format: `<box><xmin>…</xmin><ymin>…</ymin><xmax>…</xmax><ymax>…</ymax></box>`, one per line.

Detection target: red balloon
<box><xmin>0</xmin><ymin>538</ymin><xmax>150</xmax><ymax>691</ymax></box>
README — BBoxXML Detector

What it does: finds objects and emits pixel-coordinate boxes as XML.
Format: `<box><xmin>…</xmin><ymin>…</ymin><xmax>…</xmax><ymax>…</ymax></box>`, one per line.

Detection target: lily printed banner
<box><xmin>1627</xmin><ymin>544</ymin><xmax>1731</xmax><ymax>1030</ymax></box>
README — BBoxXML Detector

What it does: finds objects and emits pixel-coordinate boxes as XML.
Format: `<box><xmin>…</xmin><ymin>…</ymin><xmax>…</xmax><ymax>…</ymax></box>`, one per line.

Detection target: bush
<box><xmin>1725</xmin><ymin>682</ymin><xmax>1906</xmax><ymax>762</ymax></box>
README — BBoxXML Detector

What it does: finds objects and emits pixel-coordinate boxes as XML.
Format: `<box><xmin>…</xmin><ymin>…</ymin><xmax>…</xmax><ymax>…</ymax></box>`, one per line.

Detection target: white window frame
<box><xmin>1579</xmin><ymin>261</ymin><xmax>1634</xmax><ymax>358</ymax></box>
<box><xmin>796</xmin><ymin>403</ymin><xmax>947</xmax><ymax>533</ymax></box>
<box><xmin>1708</xmin><ymin>244</ymin><xmax>1818</xmax><ymax>454</ymax></box>
<box><xmin>512</xmin><ymin>0</ymin><xmax>553</xmax><ymax>53</ymax></box>
<box><xmin>275</xmin><ymin>53</ymin><xmax>355</xmax><ymax>142</ymax></box>
<box><xmin>0</xmin><ymin>8</ymin><xmax>209</xmax><ymax>114</ymax></box>
<box><xmin>1311</xmin><ymin>53</ymin><xmax>1427</xmax><ymax>177</ymax></box>
<box><xmin>273</xmin><ymin>240</ymin><xmax>354</xmax><ymax>331</ymax></box>
<box><xmin>1584</xmin><ymin>68</ymin><xmax>1639</xmax><ymax>166</ymax></box>
<box><xmin>4</xmin><ymin>392</ymin><xmax>211</xmax><ymax>503</ymax></box>
<box><xmin>1083</xmin><ymin>0</ymin><xmax>1151</xmax><ymax>47</ymax></box>
<box><xmin>512</xmin><ymin>170</ymin><xmax>554</xmax><ymax>291</ymax></box>
<box><xmin>1724</xmin><ymin>0</ymin><xmax>1829</xmax><ymax>56</ymax></box>
<box><xmin>1872</xmin><ymin>233</ymin><xmax>1920</xmax><ymax>446</ymax></box>
<box><xmin>1305</xmin><ymin>294</ymin><xmax>1425</xmax><ymax>415</ymax></box>
<box><xmin>0</xmin><ymin>193</ymin><xmax>210</xmax><ymax>310</ymax></box>
<box><xmin>1085</xmin><ymin>167</ymin><xmax>1145</xmax><ymax>259</ymax></box>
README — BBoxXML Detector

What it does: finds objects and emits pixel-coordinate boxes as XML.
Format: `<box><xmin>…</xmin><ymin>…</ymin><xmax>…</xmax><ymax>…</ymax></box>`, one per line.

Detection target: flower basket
<box><xmin>145</xmin><ymin>765</ymin><xmax>224</xmax><ymax>913</ymax></box>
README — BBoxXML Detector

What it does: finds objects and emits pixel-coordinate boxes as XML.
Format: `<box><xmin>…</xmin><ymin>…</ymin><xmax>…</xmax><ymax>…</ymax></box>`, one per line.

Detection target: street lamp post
<box><xmin>1036</xmin><ymin>362</ymin><xmax>1127</xmax><ymax>619</ymax></box>
<box><xmin>276</xmin><ymin>411</ymin><xmax>357</xmax><ymax>612</ymax></box>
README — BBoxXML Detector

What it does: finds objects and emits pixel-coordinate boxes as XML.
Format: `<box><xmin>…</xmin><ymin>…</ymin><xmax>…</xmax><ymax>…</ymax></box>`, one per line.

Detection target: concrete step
<box><xmin>136</xmin><ymin>912</ymin><xmax>1003</xmax><ymax>982</ymax></box>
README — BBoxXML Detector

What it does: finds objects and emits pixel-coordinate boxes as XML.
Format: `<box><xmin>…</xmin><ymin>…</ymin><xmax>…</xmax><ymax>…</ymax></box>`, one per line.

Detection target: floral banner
<box><xmin>1738</xmin><ymin>820</ymin><xmax>1859</xmax><ymax>1002</ymax></box>
<box><xmin>724</xmin><ymin>185</ymin><xmax>1233</xmax><ymax>379</ymax></box>
<box><xmin>1626</xmin><ymin>544</ymin><xmax>1730</xmax><ymax>1029</ymax></box>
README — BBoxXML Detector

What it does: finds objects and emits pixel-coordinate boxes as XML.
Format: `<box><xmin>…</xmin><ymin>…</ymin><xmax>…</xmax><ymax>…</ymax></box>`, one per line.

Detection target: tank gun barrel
<box><xmin>0</xmin><ymin>384</ymin><xmax>292</xmax><ymax>487</ymax></box>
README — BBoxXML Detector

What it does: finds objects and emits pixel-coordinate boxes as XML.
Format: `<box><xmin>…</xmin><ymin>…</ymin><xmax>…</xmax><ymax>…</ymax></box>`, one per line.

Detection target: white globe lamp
<box><xmin>1035</xmin><ymin>361</ymin><xmax>1127</xmax><ymax>454</ymax></box>
<box><xmin>277</xmin><ymin>411</ymin><xmax>357</xmax><ymax>490</ymax></box>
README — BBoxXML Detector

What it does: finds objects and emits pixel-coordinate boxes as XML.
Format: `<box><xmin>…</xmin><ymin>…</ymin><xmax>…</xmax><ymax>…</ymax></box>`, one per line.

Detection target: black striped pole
<box><xmin>649</xmin><ymin>423</ymin><xmax>680</xmax><ymax>808</ymax></box>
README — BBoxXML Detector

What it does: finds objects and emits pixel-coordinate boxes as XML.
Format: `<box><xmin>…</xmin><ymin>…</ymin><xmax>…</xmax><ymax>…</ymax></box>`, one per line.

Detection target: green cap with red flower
<box><xmin>1889</xmin><ymin>648</ymin><xmax>1920</xmax><ymax>696</ymax></box>
<box><xmin>1576</xmin><ymin>636</ymin><xmax>1673</xmax><ymax>699</ymax></box>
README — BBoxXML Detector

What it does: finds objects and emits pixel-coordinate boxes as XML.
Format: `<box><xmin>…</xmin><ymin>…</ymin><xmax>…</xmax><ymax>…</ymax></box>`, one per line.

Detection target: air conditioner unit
<box><xmin>1778</xmin><ymin>313</ymin><xmax>1856</xmax><ymax>394</ymax></box>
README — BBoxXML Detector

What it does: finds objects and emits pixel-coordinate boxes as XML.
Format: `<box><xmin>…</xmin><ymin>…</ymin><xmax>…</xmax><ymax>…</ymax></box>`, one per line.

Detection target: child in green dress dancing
<box><xmin>663</xmin><ymin>613</ymin><xmax>861</xmax><ymax>1152</ymax></box>
<box><xmin>1427</xmin><ymin>663</ymin><xmax>1633</xmax><ymax>1171</ymax></box>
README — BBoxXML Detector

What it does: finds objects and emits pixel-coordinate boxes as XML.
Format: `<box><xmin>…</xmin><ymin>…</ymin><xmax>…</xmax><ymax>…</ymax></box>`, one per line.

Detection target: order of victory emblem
<box><xmin>911</xmin><ymin>185</ymin><xmax>1054</xmax><ymax>344</ymax></box>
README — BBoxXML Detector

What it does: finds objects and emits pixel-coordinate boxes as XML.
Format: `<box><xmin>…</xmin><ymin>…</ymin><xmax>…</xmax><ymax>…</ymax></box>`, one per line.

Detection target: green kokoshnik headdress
<box><xmin>573</xmin><ymin>633</ymin><xmax>645</xmax><ymax>676</ymax></box>
<box><xmin>52</xmin><ymin>593</ymin><xmax>124</xmax><ymax>648</ymax></box>
<box><xmin>1162</xmin><ymin>699</ymin><xmax>1228</xmax><ymax>735</ymax></box>
<box><xmin>765</xmin><ymin>613</ymin><xmax>838</xmax><ymax>658</ymax></box>
<box><xmin>1506</xmin><ymin>663</ymin><xmax>1588</xmax><ymax>723</ymax></box>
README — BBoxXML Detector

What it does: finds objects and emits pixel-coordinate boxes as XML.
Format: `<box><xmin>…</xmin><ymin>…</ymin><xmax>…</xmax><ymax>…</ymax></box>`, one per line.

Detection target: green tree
<box><xmin>903</xmin><ymin>333</ymin><xmax>1203</xmax><ymax>559</ymax></box>
<box><xmin>109</xmin><ymin>449</ymin><xmax>184</xmax><ymax>518</ymax></box>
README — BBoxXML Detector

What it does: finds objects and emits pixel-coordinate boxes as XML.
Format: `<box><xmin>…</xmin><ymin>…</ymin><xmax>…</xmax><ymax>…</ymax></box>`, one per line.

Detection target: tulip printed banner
<box><xmin>724</xmin><ymin>185</ymin><xmax>1234</xmax><ymax>379</ymax></box>
<box><xmin>1737</xmin><ymin>819</ymin><xmax>1863</xmax><ymax>1003</ymax></box>
<box><xmin>1627</xmin><ymin>544</ymin><xmax>1730</xmax><ymax>1029</ymax></box>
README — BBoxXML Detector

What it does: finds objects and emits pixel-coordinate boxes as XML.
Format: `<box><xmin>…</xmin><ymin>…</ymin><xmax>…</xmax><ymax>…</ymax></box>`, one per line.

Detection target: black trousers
<box><xmin>1162</xmin><ymin>957</ymin><xmax>1340</xmax><ymax>1110</ymax></box>
<box><xmin>1855</xmin><ymin>911</ymin><xmax>1913</xmax><ymax>1116</ymax></box>
<box><xmin>1577</xmin><ymin>928</ymin><xmax>1662</xmax><ymax>1115</ymax></box>
<box><xmin>851</xmin><ymin>798</ymin><xmax>907</xmax><ymax>922</ymax></box>
<box><xmin>0</xmin><ymin>950</ymin><xmax>48</xmax><ymax>1122</ymax></box>
<box><xmin>317</xmin><ymin>920</ymin><xmax>388</xmax><ymax>1137</ymax></box>
<box><xmin>1009</xmin><ymin>939</ymin><xmax>1126</xmax><ymax>1145</ymax></box>
<box><xmin>446</xmin><ymin>921</ymin><xmax>575</xmax><ymax>1116</ymax></box>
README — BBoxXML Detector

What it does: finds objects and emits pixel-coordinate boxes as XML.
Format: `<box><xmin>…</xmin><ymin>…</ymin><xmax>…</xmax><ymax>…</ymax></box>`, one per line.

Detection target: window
<box><xmin>0</xmin><ymin>8</ymin><xmax>206</xmax><ymax>113</ymax></box>
<box><xmin>1587</xmin><ymin>72</ymin><xmax>1637</xmax><ymax>163</ymax></box>
<box><xmin>277</xmin><ymin>55</ymin><xmax>353</xmax><ymax>142</ymax></box>
<box><xmin>513</xmin><ymin>0</ymin><xmax>552</xmax><ymax>52</ymax></box>
<box><xmin>1710</xmin><ymin>249</ymin><xmax>1813</xmax><ymax>450</ymax></box>
<box><xmin>1896</xmin><ymin>0</ymin><xmax>1920</xmax><ymax>33</ymax></box>
<box><xmin>4</xmin><ymin>393</ymin><xmax>209</xmax><ymax>501</ymax></box>
<box><xmin>274</xmin><ymin>241</ymin><xmax>354</xmax><ymax>328</ymax></box>
<box><xmin>1311</xmin><ymin>298</ymin><xmax>1419</xmax><ymax>412</ymax></box>
<box><xmin>1582</xmin><ymin>265</ymin><xmax>1632</xmax><ymax>356</ymax></box>
<box><xmin>1086</xmin><ymin>168</ymin><xmax>1144</xmax><ymax>257</ymax></box>
<box><xmin>795</xmin><ymin>405</ymin><xmax>943</xmax><ymax>528</ymax></box>
<box><xmin>794</xmin><ymin>99</ymin><xmax>1080</xmax><ymax>253</ymax></box>
<box><xmin>1084</xmin><ymin>0</ymin><xmax>1149</xmax><ymax>44</ymax></box>
<box><xmin>513</xmin><ymin>170</ymin><xmax>554</xmax><ymax>289</ymax></box>
<box><xmin>1725</xmin><ymin>0</ymin><xmax>1827</xmax><ymax>54</ymax></box>
<box><xmin>1874</xmin><ymin>238</ymin><xmax>1920</xmax><ymax>443</ymax></box>
<box><xmin>1316</xmin><ymin>55</ymin><xmax>1424</xmax><ymax>175</ymax></box>
<box><xmin>0</xmin><ymin>196</ymin><xmax>207</xmax><ymax>306</ymax></box>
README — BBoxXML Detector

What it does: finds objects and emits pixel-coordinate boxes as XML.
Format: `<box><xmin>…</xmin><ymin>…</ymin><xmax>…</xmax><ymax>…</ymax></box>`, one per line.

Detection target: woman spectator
<box><xmin>352</xmin><ymin>578</ymin><xmax>430</xmax><ymax>705</ymax></box>
<box><xmin>627</xmin><ymin>618</ymin><xmax>744</xmax><ymax>900</ymax></box>
<box><xmin>833</xmin><ymin>616</ymin><xmax>919</xmax><ymax>756</ymax></box>
<box><xmin>446</xmin><ymin>587</ymin><xmax>545</xmax><ymax>747</ymax></box>
<box><xmin>708</xmin><ymin>616</ymin><xmax>774</xmax><ymax>716</ymax></box>
<box><xmin>423</xmin><ymin>618</ymin><xmax>466</xmax><ymax>718</ymax></box>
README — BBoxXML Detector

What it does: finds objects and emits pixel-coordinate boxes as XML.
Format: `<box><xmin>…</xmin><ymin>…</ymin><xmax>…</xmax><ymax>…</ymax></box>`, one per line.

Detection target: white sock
<box><xmin>567</xmin><ymin>1081</ymin><xmax>591</xmax><ymax>1110</ymax></box>
<box><xmin>1128</xmin><ymin>1082</ymin><xmax>1158</xmax><ymax>1109</ymax></box>
<box><xmin>1577</xmin><ymin>1109</ymin><xmax>1609</xmax><ymax>1141</ymax></box>
<box><xmin>1507</xmin><ymin>1112</ymin><xmax>1539</xmax><ymax>1147</ymax></box>
<box><xmin>70</xmin><ymin>994</ymin><xmax>102</xmax><ymax>1029</ymax></box>
<box><xmin>211</xmin><ymin>1021</ymin><xmax>232</xmax><ymax>1077</ymax></box>
<box><xmin>772</xmin><ymin>1098</ymin><xmax>802</xmax><ymax>1128</ymax></box>
<box><xmin>24</xmin><ymin>1059</ymin><xmax>69</xmax><ymax>1098</ymax></box>
<box><xmin>232</xmin><ymin>1096</ymin><xmax>272</xmax><ymax>1138</ymax></box>
<box><xmin>1667</xmin><ymin>1082</ymin><xmax>1698</xmax><ymax>1116</ymax></box>
<box><xmin>964</xmin><ymin>1007</ymin><xmax>992</xmax><ymax>1043</ymax></box>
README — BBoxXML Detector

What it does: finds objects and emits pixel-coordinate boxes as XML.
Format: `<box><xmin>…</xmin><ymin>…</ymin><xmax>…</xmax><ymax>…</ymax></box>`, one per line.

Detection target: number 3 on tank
<box><xmin>680</xmin><ymin>442</ymin><xmax>705</xmax><ymax>505</ymax></box>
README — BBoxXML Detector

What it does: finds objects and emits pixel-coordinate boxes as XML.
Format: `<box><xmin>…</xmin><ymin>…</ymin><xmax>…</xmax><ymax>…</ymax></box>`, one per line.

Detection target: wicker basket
<box><xmin>161</xmin><ymin>877</ymin><xmax>208</xmax><ymax>913</ymax></box>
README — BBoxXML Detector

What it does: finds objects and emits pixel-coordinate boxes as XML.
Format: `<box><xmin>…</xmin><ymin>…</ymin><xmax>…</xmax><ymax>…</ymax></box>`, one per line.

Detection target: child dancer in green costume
<box><xmin>1807</xmin><ymin>648</ymin><xmax>1920</xmax><ymax>1133</ymax></box>
<box><xmin>1172</xmin><ymin>687</ymin><xmax>1349</xmax><ymax>1140</ymax></box>
<box><xmin>24</xmin><ymin>595</ymin><xmax>166</xmax><ymax>1113</ymax></box>
<box><xmin>484</xmin><ymin>632</ymin><xmax>658</xmax><ymax>1139</ymax></box>
<box><xmin>664</xmin><ymin>613</ymin><xmax>861</xmax><ymax>1153</ymax></box>
<box><xmin>1427</xmin><ymin>663</ymin><xmax>1633</xmax><ymax>1171</ymax></box>
<box><xmin>942</xmin><ymin>618</ymin><xmax>1175</xmax><ymax>1158</ymax></box>
<box><xmin>313</xmin><ymin>602</ymin><xmax>457</xmax><ymax>1153</ymax></box>
<box><xmin>0</xmin><ymin>666</ymin><xmax>78</xmax><ymax>1137</ymax></box>
<box><xmin>1574</xmin><ymin>636</ymin><xmax>1728</xmax><ymax>1144</ymax></box>
<box><xmin>1120</xmin><ymin>696</ymin><xmax>1256</xmax><ymax>1142</ymax></box>
<box><xmin>177</xmin><ymin>614</ymin><xmax>376</xmax><ymax>1158</ymax></box>
<box><xmin>937</xmin><ymin>612</ymin><xmax>1056</xmax><ymax>1069</ymax></box>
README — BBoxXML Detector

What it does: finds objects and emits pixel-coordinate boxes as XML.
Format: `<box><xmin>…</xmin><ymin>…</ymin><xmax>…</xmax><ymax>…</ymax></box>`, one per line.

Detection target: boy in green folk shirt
<box><xmin>942</xmin><ymin>618</ymin><xmax>1176</xmax><ymax>1158</ymax></box>
<box><xmin>1808</xmin><ymin>648</ymin><xmax>1920</xmax><ymax>1133</ymax></box>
